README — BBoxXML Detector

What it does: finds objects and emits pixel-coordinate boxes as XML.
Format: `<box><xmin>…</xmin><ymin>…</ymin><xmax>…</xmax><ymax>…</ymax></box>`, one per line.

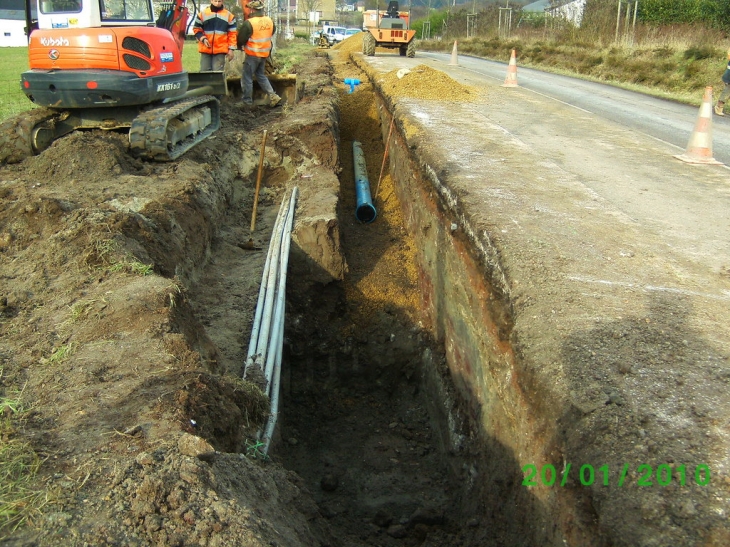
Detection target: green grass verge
<box><xmin>0</xmin><ymin>385</ymin><xmax>45</xmax><ymax>538</ymax></box>
<box><xmin>0</xmin><ymin>48</ymin><xmax>32</xmax><ymax>121</ymax></box>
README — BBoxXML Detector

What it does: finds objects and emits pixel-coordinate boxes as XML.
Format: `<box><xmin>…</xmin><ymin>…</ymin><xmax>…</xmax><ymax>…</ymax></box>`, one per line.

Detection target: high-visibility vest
<box><xmin>193</xmin><ymin>7</ymin><xmax>237</xmax><ymax>55</ymax></box>
<box><xmin>244</xmin><ymin>16</ymin><xmax>273</xmax><ymax>58</ymax></box>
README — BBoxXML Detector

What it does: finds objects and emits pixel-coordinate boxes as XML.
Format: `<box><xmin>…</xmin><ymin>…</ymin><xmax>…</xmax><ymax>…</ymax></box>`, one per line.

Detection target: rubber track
<box><xmin>0</xmin><ymin>107</ymin><xmax>58</xmax><ymax>165</ymax></box>
<box><xmin>129</xmin><ymin>95</ymin><xmax>220</xmax><ymax>161</ymax></box>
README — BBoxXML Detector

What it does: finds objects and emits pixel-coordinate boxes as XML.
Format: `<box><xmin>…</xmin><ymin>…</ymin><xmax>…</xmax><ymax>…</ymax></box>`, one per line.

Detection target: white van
<box><xmin>321</xmin><ymin>25</ymin><xmax>347</xmax><ymax>46</ymax></box>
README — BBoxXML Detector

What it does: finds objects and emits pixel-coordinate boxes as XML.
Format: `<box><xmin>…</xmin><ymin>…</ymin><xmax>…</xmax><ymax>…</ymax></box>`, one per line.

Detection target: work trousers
<box><xmin>719</xmin><ymin>83</ymin><xmax>730</xmax><ymax>105</ymax></box>
<box><xmin>200</xmin><ymin>53</ymin><xmax>227</xmax><ymax>72</ymax></box>
<box><xmin>242</xmin><ymin>55</ymin><xmax>275</xmax><ymax>105</ymax></box>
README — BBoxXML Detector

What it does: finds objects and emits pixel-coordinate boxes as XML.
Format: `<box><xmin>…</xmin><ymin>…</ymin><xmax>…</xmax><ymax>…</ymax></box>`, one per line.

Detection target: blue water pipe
<box><xmin>344</xmin><ymin>78</ymin><xmax>361</xmax><ymax>94</ymax></box>
<box><xmin>352</xmin><ymin>141</ymin><xmax>377</xmax><ymax>223</ymax></box>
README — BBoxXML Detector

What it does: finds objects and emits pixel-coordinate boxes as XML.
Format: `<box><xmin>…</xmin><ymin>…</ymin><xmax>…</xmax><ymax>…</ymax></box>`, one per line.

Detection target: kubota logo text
<box><xmin>40</xmin><ymin>37</ymin><xmax>69</xmax><ymax>47</ymax></box>
<box><xmin>156</xmin><ymin>82</ymin><xmax>181</xmax><ymax>92</ymax></box>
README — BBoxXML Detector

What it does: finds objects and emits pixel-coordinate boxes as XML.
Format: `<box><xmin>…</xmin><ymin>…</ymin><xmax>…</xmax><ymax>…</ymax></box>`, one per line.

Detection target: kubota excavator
<box><xmin>0</xmin><ymin>0</ymin><xmax>225</xmax><ymax>163</ymax></box>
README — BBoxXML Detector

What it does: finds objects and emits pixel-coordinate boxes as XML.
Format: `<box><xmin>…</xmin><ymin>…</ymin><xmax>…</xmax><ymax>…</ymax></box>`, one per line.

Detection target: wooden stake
<box><xmin>250</xmin><ymin>130</ymin><xmax>268</xmax><ymax>233</ymax></box>
<box><xmin>375</xmin><ymin>116</ymin><xmax>395</xmax><ymax>201</ymax></box>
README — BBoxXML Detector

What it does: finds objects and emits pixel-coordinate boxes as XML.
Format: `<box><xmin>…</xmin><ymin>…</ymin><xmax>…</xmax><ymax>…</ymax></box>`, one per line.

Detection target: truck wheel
<box><xmin>399</xmin><ymin>44</ymin><xmax>407</xmax><ymax>56</ymax></box>
<box><xmin>363</xmin><ymin>33</ymin><xmax>376</xmax><ymax>56</ymax></box>
<box><xmin>406</xmin><ymin>39</ymin><xmax>416</xmax><ymax>58</ymax></box>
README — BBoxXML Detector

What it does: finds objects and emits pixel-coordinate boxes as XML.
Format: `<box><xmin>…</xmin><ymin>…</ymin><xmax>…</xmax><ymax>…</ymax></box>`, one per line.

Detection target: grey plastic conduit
<box><xmin>263</xmin><ymin>190</ymin><xmax>296</xmax><ymax>386</ymax></box>
<box><xmin>246</xmin><ymin>198</ymin><xmax>286</xmax><ymax>363</ymax></box>
<box><xmin>244</xmin><ymin>191</ymin><xmax>289</xmax><ymax>379</ymax></box>
<box><xmin>261</xmin><ymin>187</ymin><xmax>298</xmax><ymax>454</ymax></box>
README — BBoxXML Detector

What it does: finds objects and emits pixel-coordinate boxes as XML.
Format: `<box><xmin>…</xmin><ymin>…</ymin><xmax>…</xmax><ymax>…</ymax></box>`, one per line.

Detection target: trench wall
<box><xmin>358</xmin><ymin>66</ymin><xmax>584</xmax><ymax>545</ymax></box>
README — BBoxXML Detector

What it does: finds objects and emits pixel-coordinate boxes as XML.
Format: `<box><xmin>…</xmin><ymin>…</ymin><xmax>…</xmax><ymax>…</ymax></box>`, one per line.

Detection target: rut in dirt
<box><xmin>275</xmin><ymin>63</ymin><xmax>482</xmax><ymax>547</ymax></box>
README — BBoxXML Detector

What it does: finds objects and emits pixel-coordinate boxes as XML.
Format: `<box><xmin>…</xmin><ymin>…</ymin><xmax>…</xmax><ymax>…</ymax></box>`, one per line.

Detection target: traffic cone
<box><xmin>674</xmin><ymin>86</ymin><xmax>723</xmax><ymax>165</ymax></box>
<box><xmin>449</xmin><ymin>41</ymin><xmax>459</xmax><ymax>66</ymax></box>
<box><xmin>502</xmin><ymin>49</ymin><xmax>518</xmax><ymax>88</ymax></box>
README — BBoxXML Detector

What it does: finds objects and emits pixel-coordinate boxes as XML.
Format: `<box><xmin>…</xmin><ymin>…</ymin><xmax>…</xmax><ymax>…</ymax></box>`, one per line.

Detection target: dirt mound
<box><xmin>380</xmin><ymin>65</ymin><xmax>483</xmax><ymax>102</ymax></box>
<box><xmin>0</xmin><ymin>55</ymin><xmax>340</xmax><ymax>546</ymax></box>
<box><xmin>333</xmin><ymin>31</ymin><xmax>363</xmax><ymax>55</ymax></box>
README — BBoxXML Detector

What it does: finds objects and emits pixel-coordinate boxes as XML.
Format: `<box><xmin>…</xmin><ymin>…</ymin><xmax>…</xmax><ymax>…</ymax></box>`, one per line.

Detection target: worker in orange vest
<box><xmin>237</xmin><ymin>0</ymin><xmax>281</xmax><ymax>108</ymax></box>
<box><xmin>192</xmin><ymin>0</ymin><xmax>237</xmax><ymax>72</ymax></box>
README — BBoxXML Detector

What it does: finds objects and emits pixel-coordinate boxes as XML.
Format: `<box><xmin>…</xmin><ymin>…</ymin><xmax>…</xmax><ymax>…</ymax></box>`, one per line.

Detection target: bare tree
<box><xmin>300</xmin><ymin>0</ymin><xmax>322</xmax><ymax>32</ymax></box>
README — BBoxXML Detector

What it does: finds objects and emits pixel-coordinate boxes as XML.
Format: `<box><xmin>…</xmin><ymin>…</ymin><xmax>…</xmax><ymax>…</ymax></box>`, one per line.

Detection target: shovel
<box><xmin>241</xmin><ymin>130</ymin><xmax>268</xmax><ymax>250</ymax></box>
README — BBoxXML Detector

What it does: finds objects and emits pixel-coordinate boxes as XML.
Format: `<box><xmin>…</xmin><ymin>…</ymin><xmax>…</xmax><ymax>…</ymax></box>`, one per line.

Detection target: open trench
<box><xmin>187</xmin><ymin>56</ymin><xmax>546</xmax><ymax>547</ymax></box>
<box><xmin>275</xmin><ymin>73</ymin><xmax>481</xmax><ymax>547</ymax></box>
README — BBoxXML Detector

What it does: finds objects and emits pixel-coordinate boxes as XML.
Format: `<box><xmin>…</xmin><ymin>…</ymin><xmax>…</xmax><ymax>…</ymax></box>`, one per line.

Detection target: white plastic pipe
<box><xmin>244</xmin><ymin>191</ymin><xmax>289</xmax><ymax>378</ymax></box>
<box><xmin>260</xmin><ymin>187</ymin><xmax>298</xmax><ymax>454</ymax></box>
<box><xmin>246</xmin><ymin>198</ymin><xmax>286</xmax><ymax>359</ymax></box>
<box><xmin>263</xmin><ymin>189</ymin><xmax>297</xmax><ymax>387</ymax></box>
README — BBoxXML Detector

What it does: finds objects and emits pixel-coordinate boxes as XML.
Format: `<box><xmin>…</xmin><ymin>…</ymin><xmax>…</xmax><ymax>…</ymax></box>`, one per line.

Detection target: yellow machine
<box><xmin>362</xmin><ymin>1</ymin><xmax>416</xmax><ymax>58</ymax></box>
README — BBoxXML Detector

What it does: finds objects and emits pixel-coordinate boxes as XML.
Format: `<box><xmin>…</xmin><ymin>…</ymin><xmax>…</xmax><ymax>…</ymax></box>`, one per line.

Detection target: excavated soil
<box><xmin>0</xmin><ymin>47</ymin><xmax>483</xmax><ymax>546</ymax></box>
<box><xmin>4</xmin><ymin>35</ymin><xmax>728</xmax><ymax>547</ymax></box>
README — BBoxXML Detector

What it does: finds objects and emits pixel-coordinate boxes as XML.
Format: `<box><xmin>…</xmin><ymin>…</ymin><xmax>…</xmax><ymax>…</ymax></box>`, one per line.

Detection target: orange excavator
<box><xmin>1</xmin><ymin>0</ymin><xmax>225</xmax><ymax>163</ymax></box>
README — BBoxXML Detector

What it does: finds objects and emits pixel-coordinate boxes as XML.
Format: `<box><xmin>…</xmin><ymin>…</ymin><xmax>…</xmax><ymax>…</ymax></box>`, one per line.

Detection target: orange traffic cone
<box><xmin>675</xmin><ymin>86</ymin><xmax>723</xmax><ymax>165</ymax></box>
<box><xmin>449</xmin><ymin>41</ymin><xmax>459</xmax><ymax>66</ymax></box>
<box><xmin>502</xmin><ymin>49</ymin><xmax>518</xmax><ymax>88</ymax></box>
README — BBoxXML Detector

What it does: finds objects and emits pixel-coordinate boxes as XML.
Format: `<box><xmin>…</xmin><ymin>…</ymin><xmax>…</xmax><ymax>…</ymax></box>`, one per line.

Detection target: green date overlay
<box><xmin>522</xmin><ymin>463</ymin><xmax>711</xmax><ymax>487</ymax></box>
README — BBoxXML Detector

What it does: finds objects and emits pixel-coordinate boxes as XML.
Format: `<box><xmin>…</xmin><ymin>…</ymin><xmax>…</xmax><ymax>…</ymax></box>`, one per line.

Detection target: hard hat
<box><xmin>248</xmin><ymin>0</ymin><xmax>264</xmax><ymax>9</ymax></box>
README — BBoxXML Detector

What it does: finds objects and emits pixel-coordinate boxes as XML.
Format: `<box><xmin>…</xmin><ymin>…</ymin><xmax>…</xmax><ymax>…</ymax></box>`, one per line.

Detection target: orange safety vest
<box><xmin>193</xmin><ymin>7</ymin><xmax>237</xmax><ymax>55</ymax></box>
<box><xmin>244</xmin><ymin>16</ymin><xmax>273</xmax><ymax>58</ymax></box>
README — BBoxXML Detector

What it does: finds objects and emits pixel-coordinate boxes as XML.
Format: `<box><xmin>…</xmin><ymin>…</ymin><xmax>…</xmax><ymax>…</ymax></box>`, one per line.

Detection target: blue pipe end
<box><xmin>356</xmin><ymin>202</ymin><xmax>377</xmax><ymax>224</ymax></box>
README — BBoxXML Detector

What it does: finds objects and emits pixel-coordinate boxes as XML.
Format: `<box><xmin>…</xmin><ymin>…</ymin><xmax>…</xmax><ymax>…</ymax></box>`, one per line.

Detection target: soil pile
<box><xmin>0</xmin><ymin>55</ymin><xmax>339</xmax><ymax>546</ymax></box>
<box><xmin>380</xmin><ymin>65</ymin><xmax>483</xmax><ymax>101</ymax></box>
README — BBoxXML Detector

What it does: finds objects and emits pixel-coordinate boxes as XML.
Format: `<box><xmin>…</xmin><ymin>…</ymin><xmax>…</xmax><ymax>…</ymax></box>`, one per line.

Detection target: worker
<box><xmin>714</xmin><ymin>47</ymin><xmax>730</xmax><ymax>116</ymax></box>
<box><xmin>193</xmin><ymin>0</ymin><xmax>237</xmax><ymax>72</ymax></box>
<box><xmin>237</xmin><ymin>0</ymin><xmax>281</xmax><ymax>108</ymax></box>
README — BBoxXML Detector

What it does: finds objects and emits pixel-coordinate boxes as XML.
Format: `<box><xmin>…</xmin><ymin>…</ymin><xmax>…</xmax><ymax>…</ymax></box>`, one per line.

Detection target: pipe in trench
<box><xmin>352</xmin><ymin>141</ymin><xmax>377</xmax><ymax>224</ymax></box>
<box><xmin>244</xmin><ymin>194</ymin><xmax>289</xmax><ymax>377</ymax></box>
<box><xmin>261</xmin><ymin>188</ymin><xmax>298</xmax><ymax>454</ymax></box>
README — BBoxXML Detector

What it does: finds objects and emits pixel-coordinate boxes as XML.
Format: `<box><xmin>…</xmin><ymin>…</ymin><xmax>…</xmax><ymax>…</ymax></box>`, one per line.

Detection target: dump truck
<box><xmin>362</xmin><ymin>1</ymin><xmax>416</xmax><ymax>58</ymax></box>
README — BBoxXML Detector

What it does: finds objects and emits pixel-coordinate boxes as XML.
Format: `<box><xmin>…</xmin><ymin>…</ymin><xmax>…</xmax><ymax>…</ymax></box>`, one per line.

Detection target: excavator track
<box><xmin>0</xmin><ymin>107</ymin><xmax>59</xmax><ymax>165</ymax></box>
<box><xmin>129</xmin><ymin>95</ymin><xmax>220</xmax><ymax>162</ymax></box>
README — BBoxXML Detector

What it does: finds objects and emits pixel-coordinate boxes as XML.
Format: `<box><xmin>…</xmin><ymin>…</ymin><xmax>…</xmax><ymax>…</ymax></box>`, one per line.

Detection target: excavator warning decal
<box><xmin>160</xmin><ymin>52</ymin><xmax>174</xmax><ymax>63</ymax></box>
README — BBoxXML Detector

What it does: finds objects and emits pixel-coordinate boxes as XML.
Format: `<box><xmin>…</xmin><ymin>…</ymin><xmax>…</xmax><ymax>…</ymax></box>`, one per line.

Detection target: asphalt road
<box><xmin>358</xmin><ymin>50</ymin><xmax>730</xmax><ymax>282</ymax></box>
<box><xmin>419</xmin><ymin>51</ymin><xmax>730</xmax><ymax>167</ymax></box>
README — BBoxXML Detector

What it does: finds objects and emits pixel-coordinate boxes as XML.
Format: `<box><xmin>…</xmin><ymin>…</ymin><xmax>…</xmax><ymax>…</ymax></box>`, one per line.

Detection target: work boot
<box><xmin>269</xmin><ymin>93</ymin><xmax>282</xmax><ymax>107</ymax></box>
<box><xmin>715</xmin><ymin>102</ymin><xmax>725</xmax><ymax>116</ymax></box>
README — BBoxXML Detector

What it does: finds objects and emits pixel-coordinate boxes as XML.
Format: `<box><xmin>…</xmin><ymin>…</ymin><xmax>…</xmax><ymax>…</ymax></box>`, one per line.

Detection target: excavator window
<box><xmin>100</xmin><ymin>0</ymin><xmax>152</xmax><ymax>21</ymax></box>
<box><xmin>40</xmin><ymin>0</ymin><xmax>81</xmax><ymax>14</ymax></box>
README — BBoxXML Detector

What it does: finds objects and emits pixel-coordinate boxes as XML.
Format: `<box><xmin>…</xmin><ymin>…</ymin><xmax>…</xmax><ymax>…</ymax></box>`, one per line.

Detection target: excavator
<box><xmin>0</xmin><ymin>0</ymin><xmax>225</xmax><ymax>163</ymax></box>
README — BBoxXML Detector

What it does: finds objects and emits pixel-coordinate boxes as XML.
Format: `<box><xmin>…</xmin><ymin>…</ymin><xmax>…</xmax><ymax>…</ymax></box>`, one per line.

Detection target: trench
<box><xmin>188</xmin><ymin>57</ymin><xmax>549</xmax><ymax>547</ymax></box>
<box><xmin>275</xmin><ymin>77</ymin><xmax>480</xmax><ymax>546</ymax></box>
<box><xmin>268</xmin><ymin>65</ymin><xmax>518</xmax><ymax>546</ymax></box>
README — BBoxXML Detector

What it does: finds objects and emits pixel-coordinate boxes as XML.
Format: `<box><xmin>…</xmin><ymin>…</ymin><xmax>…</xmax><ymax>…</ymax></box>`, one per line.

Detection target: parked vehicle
<box><xmin>362</xmin><ymin>1</ymin><xmax>416</xmax><ymax>58</ymax></box>
<box><xmin>321</xmin><ymin>25</ymin><xmax>347</xmax><ymax>46</ymax></box>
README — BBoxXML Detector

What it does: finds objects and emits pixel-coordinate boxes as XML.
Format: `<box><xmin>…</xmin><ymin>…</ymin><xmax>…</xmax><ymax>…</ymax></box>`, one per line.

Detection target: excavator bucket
<box><xmin>225</xmin><ymin>52</ymin><xmax>301</xmax><ymax>107</ymax></box>
<box><xmin>188</xmin><ymin>72</ymin><xmax>229</xmax><ymax>97</ymax></box>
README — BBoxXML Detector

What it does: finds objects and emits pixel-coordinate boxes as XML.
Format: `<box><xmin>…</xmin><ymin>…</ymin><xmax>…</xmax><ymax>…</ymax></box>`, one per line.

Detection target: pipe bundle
<box><xmin>244</xmin><ymin>187</ymin><xmax>299</xmax><ymax>454</ymax></box>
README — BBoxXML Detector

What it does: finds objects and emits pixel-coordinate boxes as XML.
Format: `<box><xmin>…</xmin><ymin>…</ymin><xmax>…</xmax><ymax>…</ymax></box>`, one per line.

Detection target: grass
<box><xmin>0</xmin><ymin>380</ymin><xmax>45</xmax><ymax>537</ymax></box>
<box><xmin>0</xmin><ymin>48</ymin><xmax>32</xmax><ymax>121</ymax></box>
<box><xmin>85</xmin><ymin>237</ymin><xmax>153</xmax><ymax>277</ymax></box>
<box><xmin>418</xmin><ymin>22</ymin><xmax>730</xmax><ymax>106</ymax></box>
<box><xmin>46</xmin><ymin>344</ymin><xmax>74</xmax><ymax>364</ymax></box>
